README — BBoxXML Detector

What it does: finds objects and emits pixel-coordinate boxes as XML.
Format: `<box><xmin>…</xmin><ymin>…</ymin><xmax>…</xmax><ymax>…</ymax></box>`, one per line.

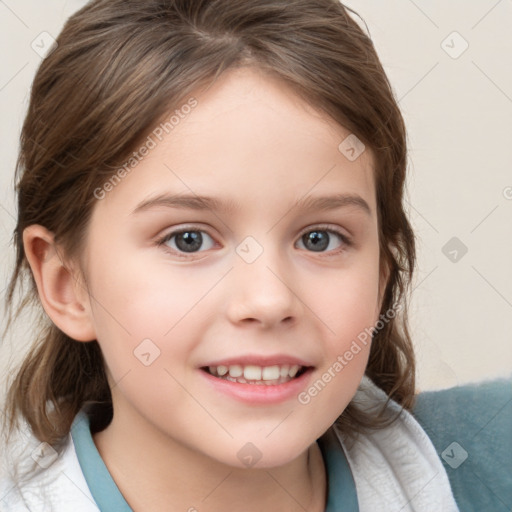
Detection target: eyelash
<box><xmin>156</xmin><ymin>224</ymin><xmax>352</xmax><ymax>259</ymax></box>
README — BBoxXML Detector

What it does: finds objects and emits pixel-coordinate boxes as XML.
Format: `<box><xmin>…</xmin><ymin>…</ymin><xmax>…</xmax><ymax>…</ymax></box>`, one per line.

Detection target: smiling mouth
<box><xmin>201</xmin><ymin>364</ymin><xmax>311</xmax><ymax>385</ymax></box>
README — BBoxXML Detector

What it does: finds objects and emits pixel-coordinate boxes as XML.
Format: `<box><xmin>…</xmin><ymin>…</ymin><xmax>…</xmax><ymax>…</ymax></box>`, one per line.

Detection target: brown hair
<box><xmin>3</xmin><ymin>0</ymin><xmax>416</xmax><ymax>446</ymax></box>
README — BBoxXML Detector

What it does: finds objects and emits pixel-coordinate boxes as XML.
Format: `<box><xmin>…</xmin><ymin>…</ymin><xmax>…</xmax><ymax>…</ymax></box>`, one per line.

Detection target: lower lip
<box><xmin>199</xmin><ymin>368</ymin><xmax>314</xmax><ymax>405</ymax></box>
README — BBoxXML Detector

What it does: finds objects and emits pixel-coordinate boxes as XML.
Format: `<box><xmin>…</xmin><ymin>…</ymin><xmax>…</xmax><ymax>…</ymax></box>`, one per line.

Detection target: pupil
<box><xmin>176</xmin><ymin>231</ymin><xmax>202</xmax><ymax>252</ymax></box>
<box><xmin>304</xmin><ymin>231</ymin><xmax>328</xmax><ymax>252</ymax></box>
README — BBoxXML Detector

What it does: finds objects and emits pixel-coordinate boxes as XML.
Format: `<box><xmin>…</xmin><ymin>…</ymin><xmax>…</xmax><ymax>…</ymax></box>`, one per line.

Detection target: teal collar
<box><xmin>71</xmin><ymin>411</ymin><xmax>133</xmax><ymax>511</ymax></box>
<box><xmin>317</xmin><ymin>426</ymin><xmax>359</xmax><ymax>511</ymax></box>
<box><xmin>71</xmin><ymin>411</ymin><xmax>358</xmax><ymax>511</ymax></box>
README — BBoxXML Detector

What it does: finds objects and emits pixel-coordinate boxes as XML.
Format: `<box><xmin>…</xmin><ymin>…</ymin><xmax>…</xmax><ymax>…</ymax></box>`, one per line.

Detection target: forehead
<box><xmin>95</xmin><ymin>66</ymin><xmax>376</xmax><ymax>219</ymax></box>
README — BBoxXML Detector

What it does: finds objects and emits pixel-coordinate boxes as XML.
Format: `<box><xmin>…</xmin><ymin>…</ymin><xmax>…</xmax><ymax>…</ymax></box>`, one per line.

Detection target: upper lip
<box><xmin>200</xmin><ymin>354</ymin><xmax>314</xmax><ymax>368</ymax></box>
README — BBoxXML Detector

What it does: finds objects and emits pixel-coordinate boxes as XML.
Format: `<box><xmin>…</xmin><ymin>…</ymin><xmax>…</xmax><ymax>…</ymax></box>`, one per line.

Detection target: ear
<box><xmin>23</xmin><ymin>224</ymin><xmax>96</xmax><ymax>342</ymax></box>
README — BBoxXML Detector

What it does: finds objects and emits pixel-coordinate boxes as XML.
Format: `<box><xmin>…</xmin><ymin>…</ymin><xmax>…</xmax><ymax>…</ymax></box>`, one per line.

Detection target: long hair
<box><xmin>3</xmin><ymin>0</ymin><xmax>416</xmax><ymax>446</ymax></box>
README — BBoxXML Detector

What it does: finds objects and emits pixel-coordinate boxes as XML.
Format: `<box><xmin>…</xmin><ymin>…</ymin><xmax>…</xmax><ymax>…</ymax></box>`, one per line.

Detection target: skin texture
<box><xmin>23</xmin><ymin>67</ymin><xmax>386</xmax><ymax>511</ymax></box>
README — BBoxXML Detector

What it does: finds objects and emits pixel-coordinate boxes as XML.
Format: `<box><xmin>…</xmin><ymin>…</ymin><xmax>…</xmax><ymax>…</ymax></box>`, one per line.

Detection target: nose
<box><xmin>225</xmin><ymin>248</ymin><xmax>303</xmax><ymax>329</ymax></box>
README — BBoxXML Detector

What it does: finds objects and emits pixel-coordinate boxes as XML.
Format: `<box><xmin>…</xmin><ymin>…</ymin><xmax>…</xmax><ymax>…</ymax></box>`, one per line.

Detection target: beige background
<box><xmin>1</xmin><ymin>0</ymin><xmax>511</xmax><ymax>400</ymax></box>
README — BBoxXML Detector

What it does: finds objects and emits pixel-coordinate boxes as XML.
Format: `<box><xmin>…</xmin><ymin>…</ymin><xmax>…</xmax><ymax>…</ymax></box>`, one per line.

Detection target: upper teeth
<box><xmin>208</xmin><ymin>364</ymin><xmax>301</xmax><ymax>381</ymax></box>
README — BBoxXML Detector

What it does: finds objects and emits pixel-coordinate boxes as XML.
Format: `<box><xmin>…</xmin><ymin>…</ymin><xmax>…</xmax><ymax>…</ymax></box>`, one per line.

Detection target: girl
<box><xmin>1</xmin><ymin>0</ymin><xmax>459</xmax><ymax>510</ymax></box>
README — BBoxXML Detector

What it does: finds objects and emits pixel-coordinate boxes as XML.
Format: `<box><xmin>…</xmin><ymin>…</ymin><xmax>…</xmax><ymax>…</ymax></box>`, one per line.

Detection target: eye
<box><xmin>157</xmin><ymin>225</ymin><xmax>351</xmax><ymax>258</ymax></box>
<box><xmin>296</xmin><ymin>227</ymin><xmax>351</xmax><ymax>253</ymax></box>
<box><xmin>157</xmin><ymin>228</ymin><xmax>216</xmax><ymax>256</ymax></box>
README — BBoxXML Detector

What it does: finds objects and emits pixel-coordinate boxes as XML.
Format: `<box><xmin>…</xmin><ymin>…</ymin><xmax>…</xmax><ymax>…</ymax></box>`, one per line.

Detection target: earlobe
<box><xmin>23</xmin><ymin>224</ymin><xmax>96</xmax><ymax>342</ymax></box>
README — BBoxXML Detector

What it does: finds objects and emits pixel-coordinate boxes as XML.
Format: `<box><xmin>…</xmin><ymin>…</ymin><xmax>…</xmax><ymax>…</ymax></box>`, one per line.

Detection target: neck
<box><xmin>92</xmin><ymin>405</ymin><xmax>327</xmax><ymax>512</ymax></box>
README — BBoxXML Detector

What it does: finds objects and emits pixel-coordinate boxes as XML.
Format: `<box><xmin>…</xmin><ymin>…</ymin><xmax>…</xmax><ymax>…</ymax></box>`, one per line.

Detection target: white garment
<box><xmin>0</xmin><ymin>425</ymin><xmax>98</xmax><ymax>511</ymax></box>
<box><xmin>335</xmin><ymin>377</ymin><xmax>459</xmax><ymax>511</ymax></box>
<box><xmin>0</xmin><ymin>376</ymin><xmax>459</xmax><ymax>511</ymax></box>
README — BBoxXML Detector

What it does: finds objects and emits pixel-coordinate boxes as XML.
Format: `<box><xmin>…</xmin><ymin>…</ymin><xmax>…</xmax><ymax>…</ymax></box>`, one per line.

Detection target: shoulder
<box><xmin>0</xmin><ymin>420</ymin><xmax>99</xmax><ymax>512</ymax></box>
<box><xmin>412</xmin><ymin>376</ymin><xmax>512</xmax><ymax>512</ymax></box>
<box><xmin>334</xmin><ymin>376</ymin><xmax>459</xmax><ymax>511</ymax></box>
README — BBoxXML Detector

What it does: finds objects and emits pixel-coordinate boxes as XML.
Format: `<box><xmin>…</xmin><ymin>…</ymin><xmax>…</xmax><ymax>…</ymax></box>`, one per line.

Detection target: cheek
<box><xmin>85</xmin><ymin>248</ymin><xmax>217</xmax><ymax>369</ymax></box>
<box><xmin>316</xmin><ymin>253</ymin><xmax>382</xmax><ymax>346</ymax></box>
<box><xmin>298</xmin><ymin>266</ymin><xmax>380</xmax><ymax>426</ymax></box>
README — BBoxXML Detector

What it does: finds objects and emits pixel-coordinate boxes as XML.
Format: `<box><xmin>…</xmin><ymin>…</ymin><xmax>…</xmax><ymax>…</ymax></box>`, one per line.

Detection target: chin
<box><xmin>216</xmin><ymin>437</ymin><xmax>311</xmax><ymax>471</ymax></box>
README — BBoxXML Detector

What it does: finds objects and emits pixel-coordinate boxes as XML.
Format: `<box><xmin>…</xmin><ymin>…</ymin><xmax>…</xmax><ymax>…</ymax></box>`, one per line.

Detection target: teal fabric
<box><xmin>70</xmin><ymin>411</ymin><xmax>358</xmax><ymax>511</ymax></box>
<box><xmin>70</xmin><ymin>411</ymin><xmax>133</xmax><ymax>512</ymax></box>
<box><xmin>412</xmin><ymin>377</ymin><xmax>512</xmax><ymax>512</ymax></box>
<box><xmin>317</xmin><ymin>426</ymin><xmax>359</xmax><ymax>511</ymax></box>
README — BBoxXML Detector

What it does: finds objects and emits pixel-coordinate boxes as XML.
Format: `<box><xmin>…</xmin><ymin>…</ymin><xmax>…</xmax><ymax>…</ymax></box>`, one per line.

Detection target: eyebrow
<box><xmin>131</xmin><ymin>192</ymin><xmax>372</xmax><ymax>216</ymax></box>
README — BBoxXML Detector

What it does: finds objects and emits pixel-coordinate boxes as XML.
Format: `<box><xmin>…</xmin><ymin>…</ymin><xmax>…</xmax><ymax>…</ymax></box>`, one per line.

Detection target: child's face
<box><xmin>80</xmin><ymin>67</ymin><xmax>383</xmax><ymax>467</ymax></box>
